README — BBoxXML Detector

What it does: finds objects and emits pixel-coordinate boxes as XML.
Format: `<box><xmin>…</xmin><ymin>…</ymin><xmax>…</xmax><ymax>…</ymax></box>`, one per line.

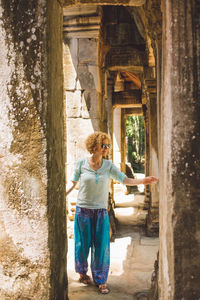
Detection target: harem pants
<box><xmin>74</xmin><ymin>206</ymin><xmax>110</xmax><ymax>285</ymax></box>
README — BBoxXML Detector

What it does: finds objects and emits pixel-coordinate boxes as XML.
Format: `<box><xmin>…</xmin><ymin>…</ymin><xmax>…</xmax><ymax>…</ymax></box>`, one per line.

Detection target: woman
<box><xmin>66</xmin><ymin>131</ymin><xmax>158</xmax><ymax>294</ymax></box>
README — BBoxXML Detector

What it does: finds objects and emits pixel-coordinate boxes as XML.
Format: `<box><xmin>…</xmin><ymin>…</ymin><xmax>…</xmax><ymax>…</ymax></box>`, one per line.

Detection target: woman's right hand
<box><xmin>143</xmin><ymin>176</ymin><xmax>158</xmax><ymax>185</ymax></box>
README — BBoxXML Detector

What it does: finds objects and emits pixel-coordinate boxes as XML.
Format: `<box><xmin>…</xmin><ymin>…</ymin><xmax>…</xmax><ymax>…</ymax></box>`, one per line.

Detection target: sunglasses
<box><xmin>101</xmin><ymin>143</ymin><xmax>111</xmax><ymax>149</ymax></box>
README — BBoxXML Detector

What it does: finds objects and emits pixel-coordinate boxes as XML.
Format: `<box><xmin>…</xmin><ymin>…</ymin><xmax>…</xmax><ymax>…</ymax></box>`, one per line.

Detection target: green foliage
<box><xmin>126</xmin><ymin>116</ymin><xmax>145</xmax><ymax>168</ymax></box>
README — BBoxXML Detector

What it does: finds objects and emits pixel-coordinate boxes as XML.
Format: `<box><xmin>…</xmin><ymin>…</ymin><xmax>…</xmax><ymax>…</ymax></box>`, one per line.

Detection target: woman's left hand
<box><xmin>143</xmin><ymin>176</ymin><xmax>158</xmax><ymax>185</ymax></box>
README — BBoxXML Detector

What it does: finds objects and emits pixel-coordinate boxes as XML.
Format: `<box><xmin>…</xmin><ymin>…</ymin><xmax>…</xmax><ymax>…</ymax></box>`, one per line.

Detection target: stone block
<box><xmin>140</xmin><ymin>237</ymin><xmax>159</xmax><ymax>246</ymax></box>
<box><xmin>106</xmin><ymin>46</ymin><xmax>145</xmax><ymax>69</ymax></box>
<box><xmin>78</xmin><ymin>38</ymin><xmax>97</xmax><ymax>63</ymax></box>
<box><xmin>81</xmin><ymin>90</ymin><xmax>98</xmax><ymax>118</ymax></box>
<box><xmin>77</xmin><ymin>65</ymin><xmax>96</xmax><ymax>90</ymax></box>
<box><xmin>66</xmin><ymin>117</ymin><xmax>99</xmax><ymax>158</ymax></box>
<box><xmin>66</xmin><ymin>90</ymin><xmax>81</xmax><ymax>118</ymax></box>
<box><xmin>114</xmin><ymin>207</ymin><xmax>147</xmax><ymax>226</ymax></box>
<box><xmin>63</xmin><ymin>41</ymin><xmax>78</xmax><ymax>90</ymax></box>
<box><xmin>132</xmin><ymin>244</ymin><xmax>158</xmax><ymax>265</ymax></box>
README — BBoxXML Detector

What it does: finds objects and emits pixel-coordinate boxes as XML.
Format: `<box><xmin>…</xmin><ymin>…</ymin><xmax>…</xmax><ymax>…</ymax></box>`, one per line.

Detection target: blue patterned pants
<box><xmin>74</xmin><ymin>206</ymin><xmax>110</xmax><ymax>285</ymax></box>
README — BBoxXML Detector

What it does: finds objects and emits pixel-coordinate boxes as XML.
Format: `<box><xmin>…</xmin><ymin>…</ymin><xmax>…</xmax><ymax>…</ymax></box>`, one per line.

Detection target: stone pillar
<box><xmin>121</xmin><ymin>108</ymin><xmax>126</xmax><ymax>174</ymax></box>
<box><xmin>159</xmin><ymin>1</ymin><xmax>200</xmax><ymax>298</ymax></box>
<box><xmin>142</xmin><ymin>103</ymin><xmax>151</xmax><ymax>208</ymax></box>
<box><xmin>145</xmin><ymin>80</ymin><xmax>159</xmax><ymax>236</ymax></box>
<box><xmin>0</xmin><ymin>1</ymin><xmax>67</xmax><ymax>299</ymax></box>
<box><xmin>105</xmin><ymin>75</ymin><xmax>113</xmax><ymax>140</ymax></box>
<box><xmin>113</xmin><ymin>107</ymin><xmax>121</xmax><ymax>170</ymax></box>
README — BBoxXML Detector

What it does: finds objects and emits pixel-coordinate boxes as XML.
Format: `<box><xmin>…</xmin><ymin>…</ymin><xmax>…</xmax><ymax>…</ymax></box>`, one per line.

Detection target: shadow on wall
<box><xmin>63</xmin><ymin>36</ymin><xmax>99</xmax><ymax>132</ymax></box>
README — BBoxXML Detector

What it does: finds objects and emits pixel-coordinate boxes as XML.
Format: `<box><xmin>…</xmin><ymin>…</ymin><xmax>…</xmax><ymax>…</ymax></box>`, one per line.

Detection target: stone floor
<box><xmin>67</xmin><ymin>183</ymin><xmax>159</xmax><ymax>300</ymax></box>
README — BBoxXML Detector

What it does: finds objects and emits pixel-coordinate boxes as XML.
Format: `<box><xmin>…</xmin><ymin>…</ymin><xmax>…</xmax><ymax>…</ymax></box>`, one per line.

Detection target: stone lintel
<box><xmin>106</xmin><ymin>46</ymin><xmax>145</xmax><ymax>70</ymax></box>
<box><xmin>112</xmin><ymin>90</ymin><xmax>142</xmax><ymax>108</ymax></box>
<box><xmin>108</xmin><ymin>65</ymin><xmax>144</xmax><ymax>73</ymax></box>
<box><xmin>63</xmin><ymin>15</ymin><xmax>100</xmax><ymax>25</ymax></box>
<box><xmin>63</xmin><ymin>5</ymin><xmax>99</xmax><ymax>17</ymax></box>
<box><xmin>63</xmin><ymin>24</ymin><xmax>100</xmax><ymax>32</ymax></box>
<box><xmin>124</xmin><ymin>107</ymin><xmax>143</xmax><ymax>115</ymax></box>
<box><xmin>63</xmin><ymin>0</ymin><xmax>146</xmax><ymax>7</ymax></box>
<box><xmin>63</xmin><ymin>30</ymin><xmax>99</xmax><ymax>38</ymax></box>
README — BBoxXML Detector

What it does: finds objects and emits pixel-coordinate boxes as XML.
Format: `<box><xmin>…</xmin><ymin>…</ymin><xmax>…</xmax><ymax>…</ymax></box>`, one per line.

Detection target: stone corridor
<box><xmin>0</xmin><ymin>1</ymin><xmax>199</xmax><ymax>299</ymax></box>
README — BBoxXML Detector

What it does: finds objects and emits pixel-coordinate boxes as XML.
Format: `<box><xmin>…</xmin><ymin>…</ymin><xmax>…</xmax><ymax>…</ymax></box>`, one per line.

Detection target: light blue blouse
<box><xmin>71</xmin><ymin>158</ymin><xmax>126</xmax><ymax>209</ymax></box>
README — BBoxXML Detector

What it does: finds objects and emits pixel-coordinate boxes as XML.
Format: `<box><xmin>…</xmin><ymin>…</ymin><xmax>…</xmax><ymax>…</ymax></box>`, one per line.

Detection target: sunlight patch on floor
<box><xmin>110</xmin><ymin>236</ymin><xmax>132</xmax><ymax>275</ymax></box>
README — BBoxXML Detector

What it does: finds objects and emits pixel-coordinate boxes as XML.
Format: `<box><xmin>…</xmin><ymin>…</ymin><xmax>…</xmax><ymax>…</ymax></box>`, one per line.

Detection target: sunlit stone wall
<box><xmin>0</xmin><ymin>1</ymin><xmax>67</xmax><ymax>299</ymax></box>
<box><xmin>63</xmin><ymin>37</ymin><xmax>100</xmax><ymax>181</ymax></box>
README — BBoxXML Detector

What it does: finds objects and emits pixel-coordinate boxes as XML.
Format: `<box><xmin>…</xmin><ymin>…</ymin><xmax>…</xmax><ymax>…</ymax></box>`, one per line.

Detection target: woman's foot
<box><xmin>98</xmin><ymin>283</ymin><xmax>110</xmax><ymax>294</ymax></box>
<box><xmin>79</xmin><ymin>274</ymin><xmax>91</xmax><ymax>285</ymax></box>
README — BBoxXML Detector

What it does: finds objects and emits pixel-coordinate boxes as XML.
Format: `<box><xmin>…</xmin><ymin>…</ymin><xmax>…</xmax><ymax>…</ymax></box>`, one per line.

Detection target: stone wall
<box><xmin>0</xmin><ymin>1</ymin><xmax>67</xmax><ymax>299</ymax></box>
<box><xmin>159</xmin><ymin>0</ymin><xmax>200</xmax><ymax>299</ymax></box>
<box><xmin>63</xmin><ymin>37</ymin><xmax>100</xmax><ymax>180</ymax></box>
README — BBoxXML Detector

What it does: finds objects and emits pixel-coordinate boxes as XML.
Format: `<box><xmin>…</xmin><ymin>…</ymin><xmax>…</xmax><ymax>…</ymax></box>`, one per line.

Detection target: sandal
<box><xmin>98</xmin><ymin>284</ymin><xmax>110</xmax><ymax>294</ymax></box>
<box><xmin>79</xmin><ymin>274</ymin><xmax>91</xmax><ymax>285</ymax></box>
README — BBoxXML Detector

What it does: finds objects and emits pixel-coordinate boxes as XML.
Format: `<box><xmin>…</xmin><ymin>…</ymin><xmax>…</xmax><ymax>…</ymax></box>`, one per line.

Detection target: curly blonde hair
<box><xmin>85</xmin><ymin>131</ymin><xmax>111</xmax><ymax>154</ymax></box>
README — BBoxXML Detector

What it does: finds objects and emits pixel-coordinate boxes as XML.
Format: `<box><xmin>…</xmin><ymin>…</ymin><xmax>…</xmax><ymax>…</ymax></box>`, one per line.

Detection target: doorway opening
<box><xmin>63</xmin><ymin>3</ymin><xmax>159</xmax><ymax>298</ymax></box>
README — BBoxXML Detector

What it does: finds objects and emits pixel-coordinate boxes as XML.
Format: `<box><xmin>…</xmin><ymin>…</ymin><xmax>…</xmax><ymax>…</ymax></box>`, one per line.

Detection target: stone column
<box><xmin>145</xmin><ymin>80</ymin><xmax>159</xmax><ymax>236</ymax></box>
<box><xmin>105</xmin><ymin>75</ymin><xmax>113</xmax><ymax>140</ymax></box>
<box><xmin>0</xmin><ymin>1</ymin><xmax>67</xmax><ymax>299</ymax></box>
<box><xmin>121</xmin><ymin>108</ymin><xmax>126</xmax><ymax>174</ymax></box>
<box><xmin>159</xmin><ymin>1</ymin><xmax>200</xmax><ymax>298</ymax></box>
<box><xmin>142</xmin><ymin>103</ymin><xmax>151</xmax><ymax>208</ymax></box>
<box><xmin>113</xmin><ymin>107</ymin><xmax>121</xmax><ymax>170</ymax></box>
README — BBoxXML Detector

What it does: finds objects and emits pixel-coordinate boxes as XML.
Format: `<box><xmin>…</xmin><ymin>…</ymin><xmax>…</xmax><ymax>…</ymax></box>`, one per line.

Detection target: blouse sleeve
<box><xmin>110</xmin><ymin>162</ymin><xmax>126</xmax><ymax>184</ymax></box>
<box><xmin>71</xmin><ymin>160</ymin><xmax>82</xmax><ymax>182</ymax></box>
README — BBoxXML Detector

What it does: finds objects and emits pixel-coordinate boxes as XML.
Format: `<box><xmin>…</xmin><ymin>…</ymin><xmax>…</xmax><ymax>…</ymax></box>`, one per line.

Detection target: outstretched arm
<box><xmin>123</xmin><ymin>176</ymin><xmax>158</xmax><ymax>186</ymax></box>
<box><xmin>66</xmin><ymin>181</ymin><xmax>77</xmax><ymax>196</ymax></box>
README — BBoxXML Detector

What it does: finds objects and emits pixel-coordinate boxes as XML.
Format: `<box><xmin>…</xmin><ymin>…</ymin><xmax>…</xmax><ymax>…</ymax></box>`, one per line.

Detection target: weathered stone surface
<box><xmin>66</xmin><ymin>118</ymin><xmax>99</xmax><ymax>145</ymax></box>
<box><xmin>66</xmin><ymin>117</ymin><xmax>99</xmax><ymax>176</ymax></box>
<box><xmin>0</xmin><ymin>1</ymin><xmax>67</xmax><ymax>299</ymax></box>
<box><xmin>78</xmin><ymin>38</ymin><xmax>98</xmax><ymax>63</ymax></box>
<box><xmin>82</xmin><ymin>90</ymin><xmax>98</xmax><ymax>118</ymax></box>
<box><xmin>112</xmin><ymin>90</ymin><xmax>142</xmax><ymax>108</ymax></box>
<box><xmin>106</xmin><ymin>46</ymin><xmax>145</xmax><ymax>70</ymax></box>
<box><xmin>63</xmin><ymin>40</ymin><xmax>78</xmax><ymax>90</ymax></box>
<box><xmin>66</xmin><ymin>90</ymin><xmax>81</xmax><ymax>118</ymax></box>
<box><xmin>159</xmin><ymin>1</ymin><xmax>200</xmax><ymax>299</ymax></box>
<box><xmin>0</xmin><ymin>1</ymin><xmax>49</xmax><ymax>299</ymax></box>
<box><xmin>77</xmin><ymin>64</ymin><xmax>97</xmax><ymax>90</ymax></box>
